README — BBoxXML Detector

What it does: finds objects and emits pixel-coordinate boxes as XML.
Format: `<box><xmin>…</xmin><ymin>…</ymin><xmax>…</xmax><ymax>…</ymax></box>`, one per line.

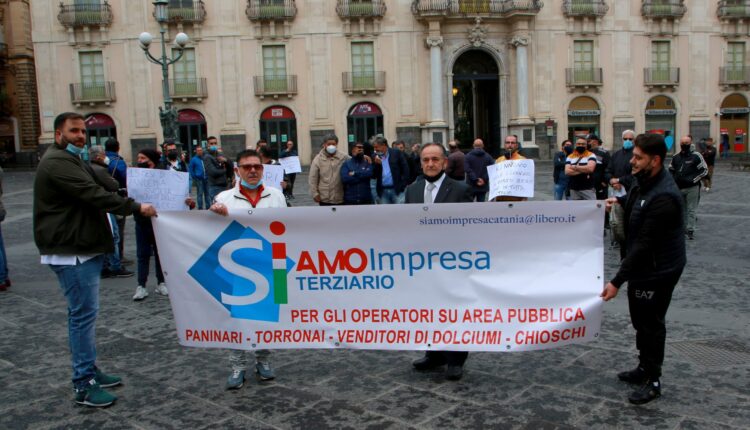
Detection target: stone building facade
<box><xmin>2</xmin><ymin>0</ymin><xmax>41</xmax><ymax>166</ymax></box>
<box><xmin>29</xmin><ymin>1</ymin><xmax>750</xmax><ymax>163</ymax></box>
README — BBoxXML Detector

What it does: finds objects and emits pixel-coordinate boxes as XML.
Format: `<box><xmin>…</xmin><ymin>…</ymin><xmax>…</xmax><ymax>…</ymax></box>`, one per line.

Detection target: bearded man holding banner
<box><xmin>602</xmin><ymin>133</ymin><xmax>686</xmax><ymax>405</ymax></box>
<box><xmin>209</xmin><ymin>149</ymin><xmax>287</xmax><ymax>390</ymax></box>
<box><xmin>404</xmin><ymin>143</ymin><xmax>473</xmax><ymax>380</ymax></box>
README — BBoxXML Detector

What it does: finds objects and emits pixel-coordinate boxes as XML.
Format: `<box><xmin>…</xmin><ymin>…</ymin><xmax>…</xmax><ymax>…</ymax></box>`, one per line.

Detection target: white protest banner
<box><xmin>153</xmin><ymin>201</ymin><xmax>603</xmax><ymax>352</ymax></box>
<box><xmin>487</xmin><ymin>160</ymin><xmax>535</xmax><ymax>200</ymax></box>
<box><xmin>127</xmin><ymin>167</ymin><xmax>189</xmax><ymax>211</ymax></box>
<box><xmin>262</xmin><ymin>164</ymin><xmax>285</xmax><ymax>190</ymax></box>
<box><xmin>279</xmin><ymin>156</ymin><xmax>302</xmax><ymax>174</ymax></box>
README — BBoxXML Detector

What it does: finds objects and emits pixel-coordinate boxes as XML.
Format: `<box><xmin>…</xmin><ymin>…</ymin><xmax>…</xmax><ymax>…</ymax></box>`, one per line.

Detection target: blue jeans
<box><xmin>379</xmin><ymin>188</ymin><xmax>404</xmax><ymax>204</ymax></box>
<box><xmin>370</xmin><ymin>179</ymin><xmax>379</xmax><ymax>204</ymax></box>
<box><xmin>208</xmin><ymin>185</ymin><xmax>226</xmax><ymax>204</ymax></box>
<box><xmin>0</xmin><ymin>224</ymin><xmax>7</xmax><ymax>282</ymax></box>
<box><xmin>49</xmin><ymin>255</ymin><xmax>104</xmax><ymax>389</ymax></box>
<box><xmin>105</xmin><ymin>214</ymin><xmax>122</xmax><ymax>271</ymax></box>
<box><xmin>554</xmin><ymin>183</ymin><xmax>569</xmax><ymax>201</ymax></box>
<box><xmin>194</xmin><ymin>178</ymin><xmax>210</xmax><ymax>209</ymax></box>
<box><xmin>135</xmin><ymin>219</ymin><xmax>164</xmax><ymax>286</ymax></box>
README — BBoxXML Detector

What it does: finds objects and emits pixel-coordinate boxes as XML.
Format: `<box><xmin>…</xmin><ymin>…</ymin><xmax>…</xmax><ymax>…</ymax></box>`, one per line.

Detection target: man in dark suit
<box><xmin>373</xmin><ymin>136</ymin><xmax>409</xmax><ymax>204</ymax></box>
<box><xmin>405</xmin><ymin>142</ymin><xmax>473</xmax><ymax>381</ymax></box>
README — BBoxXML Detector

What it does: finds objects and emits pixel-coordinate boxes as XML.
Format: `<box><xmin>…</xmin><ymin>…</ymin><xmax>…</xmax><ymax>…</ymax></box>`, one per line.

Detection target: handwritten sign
<box><xmin>127</xmin><ymin>168</ymin><xmax>190</xmax><ymax>211</ymax></box>
<box><xmin>279</xmin><ymin>156</ymin><xmax>302</xmax><ymax>174</ymax></box>
<box><xmin>263</xmin><ymin>164</ymin><xmax>285</xmax><ymax>190</ymax></box>
<box><xmin>487</xmin><ymin>160</ymin><xmax>535</xmax><ymax>200</ymax></box>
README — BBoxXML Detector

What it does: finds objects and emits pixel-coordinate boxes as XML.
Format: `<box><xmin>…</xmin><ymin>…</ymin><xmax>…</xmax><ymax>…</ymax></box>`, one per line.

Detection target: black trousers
<box><xmin>627</xmin><ymin>270</ymin><xmax>682</xmax><ymax>380</ymax></box>
<box><xmin>116</xmin><ymin>216</ymin><xmax>126</xmax><ymax>258</ymax></box>
<box><xmin>425</xmin><ymin>350</ymin><xmax>468</xmax><ymax>367</ymax></box>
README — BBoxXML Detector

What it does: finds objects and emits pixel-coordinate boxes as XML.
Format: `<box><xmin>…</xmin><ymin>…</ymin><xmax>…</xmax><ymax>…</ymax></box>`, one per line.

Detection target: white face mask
<box><xmin>326</xmin><ymin>145</ymin><xmax>337</xmax><ymax>155</ymax></box>
<box><xmin>103</xmin><ymin>156</ymin><xmax>111</xmax><ymax>165</ymax></box>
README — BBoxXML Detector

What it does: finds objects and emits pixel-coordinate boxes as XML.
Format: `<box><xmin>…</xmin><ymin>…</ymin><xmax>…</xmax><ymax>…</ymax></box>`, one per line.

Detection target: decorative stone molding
<box><xmin>510</xmin><ymin>35</ymin><xmax>529</xmax><ymax>48</ymax></box>
<box><xmin>467</xmin><ymin>18</ymin><xmax>487</xmax><ymax>48</ymax></box>
<box><xmin>425</xmin><ymin>36</ymin><xmax>443</xmax><ymax>49</ymax></box>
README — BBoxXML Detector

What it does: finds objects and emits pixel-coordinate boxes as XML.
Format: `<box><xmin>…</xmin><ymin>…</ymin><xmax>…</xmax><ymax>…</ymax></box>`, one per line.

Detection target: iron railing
<box><xmin>342</xmin><ymin>71</ymin><xmax>386</xmax><ymax>92</ymax></box>
<box><xmin>562</xmin><ymin>0</ymin><xmax>608</xmax><ymax>17</ymax></box>
<box><xmin>641</xmin><ymin>0</ymin><xmax>687</xmax><ymax>18</ymax></box>
<box><xmin>565</xmin><ymin>68</ymin><xmax>603</xmax><ymax>86</ymax></box>
<box><xmin>411</xmin><ymin>0</ymin><xmax>542</xmax><ymax>16</ymax></box>
<box><xmin>166</xmin><ymin>78</ymin><xmax>207</xmax><ymax>98</ymax></box>
<box><xmin>644</xmin><ymin>67</ymin><xmax>680</xmax><ymax>85</ymax></box>
<box><xmin>718</xmin><ymin>0</ymin><xmax>750</xmax><ymax>19</ymax></box>
<box><xmin>720</xmin><ymin>67</ymin><xmax>750</xmax><ymax>85</ymax></box>
<box><xmin>246</xmin><ymin>0</ymin><xmax>297</xmax><ymax>21</ymax></box>
<box><xmin>336</xmin><ymin>0</ymin><xmax>387</xmax><ymax>18</ymax></box>
<box><xmin>162</xmin><ymin>0</ymin><xmax>206</xmax><ymax>23</ymax></box>
<box><xmin>253</xmin><ymin>75</ymin><xmax>298</xmax><ymax>96</ymax></box>
<box><xmin>70</xmin><ymin>82</ymin><xmax>116</xmax><ymax>104</ymax></box>
<box><xmin>58</xmin><ymin>1</ymin><xmax>113</xmax><ymax>27</ymax></box>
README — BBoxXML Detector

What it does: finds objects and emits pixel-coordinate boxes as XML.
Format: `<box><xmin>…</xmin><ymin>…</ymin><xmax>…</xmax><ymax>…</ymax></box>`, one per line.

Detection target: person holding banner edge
<box><xmin>34</xmin><ymin>112</ymin><xmax>158</xmax><ymax>407</ymax></box>
<box><xmin>209</xmin><ymin>149</ymin><xmax>286</xmax><ymax>389</ymax></box>
<box><xmin>405</xmin><ymin>143</ymin><xmax>473</xmax><ymax>380</ymax></box>
<box><xmin>601</xmin><ymin>133</ymin><xmax>686</xmax><ymax>405</ymax></box>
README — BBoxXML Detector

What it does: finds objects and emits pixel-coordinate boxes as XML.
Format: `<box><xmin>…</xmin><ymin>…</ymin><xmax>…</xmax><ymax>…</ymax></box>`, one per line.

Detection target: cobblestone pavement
<box><xmin>1</xmin><ymin>161</ymin><xmax>748</xmax><ymax>429</ymax></box>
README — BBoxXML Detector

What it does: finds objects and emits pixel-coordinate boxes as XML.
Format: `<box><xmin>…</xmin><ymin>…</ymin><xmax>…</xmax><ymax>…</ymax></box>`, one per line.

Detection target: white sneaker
<box><xmin>706</xmin><ymin>187</ymin><xmax>711</xmax><ymax>192</ymax></box>
<box><xmin>155</xmin><ymin>283</ymin><xmax>168</xmax><ymax>296</ymax></box>
<box><xmin>133</xmin><ymin>285</ymin><xmax>148</xmax><ymax>301</ymax></box>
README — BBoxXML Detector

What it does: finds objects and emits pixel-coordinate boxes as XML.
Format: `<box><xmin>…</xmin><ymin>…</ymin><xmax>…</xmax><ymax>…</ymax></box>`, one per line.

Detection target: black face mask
<box><xmin>354</xmin><ymin>153</ymin><xmax>364</xmax><ymax>161</ymax></box>
<box><xmin>563</xmin><ymin>146</ymin><xmax>573</xmax><ymax>155</ymax></box>
<box><xmin>586</xmin><ymin>143</ymin><xmax>592</xmax><ymax>150</ymax></box>
<box><xmin>575</xmin><ymin>146</ymin><xmax>586</xmax><ymax>154</ymax></box>
<box><xmin>137</xmin><ymin>161</ymin><xmax>151</xmax><ymax>169</ymax></box>
<box><xmin>680</xmin><ymin>144</ymin><xmax>691</xmax><ymax>153</ymax></box>
<box><xmin>504</xmin><ymin>151</ymin><xmax>512</xmax><ymax>160</ymax></box>
<box><xmin>167</xmin><ymin>150</ymin><xmax>178</xmax><ymax>161</ymax></box>
<box><xmin>423</xmin><ymin>170</ymin><xmax>445</xmax><ymax>183</ymax></box>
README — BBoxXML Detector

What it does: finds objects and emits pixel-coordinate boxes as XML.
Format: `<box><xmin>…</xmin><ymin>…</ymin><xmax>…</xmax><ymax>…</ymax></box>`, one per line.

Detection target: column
<box><xmin>426</xmin><ymin>36</ymin><xmax>444</xmax><ymax>123</ymax></box>
<box><xmin>511</xmin><ymin>35</ymin><xmax>529</xmax><ymax>120</ymax></box>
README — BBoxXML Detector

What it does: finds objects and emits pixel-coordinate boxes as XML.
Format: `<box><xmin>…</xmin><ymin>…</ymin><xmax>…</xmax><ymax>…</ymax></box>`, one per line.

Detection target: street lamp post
<box><xmin>139</xmin><ymin>0</ymin><xmax>190</xmax><ymax>145</ymax></box>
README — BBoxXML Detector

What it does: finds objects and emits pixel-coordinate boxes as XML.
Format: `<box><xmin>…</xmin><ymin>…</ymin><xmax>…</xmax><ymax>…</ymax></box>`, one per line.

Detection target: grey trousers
<box><xmin>229</xmin><ymin>349</ymin><xmax>271</xmax><ymax>371</ymax></box>
<box><xmin>570</xmin><ymin>189</ymin><xmax>596</xmax><ymax>200</ymax></box>
<box><xmin>681</xmin><ymin>186</ymin><xmax>700</xmax><ymax>232</ymax></box>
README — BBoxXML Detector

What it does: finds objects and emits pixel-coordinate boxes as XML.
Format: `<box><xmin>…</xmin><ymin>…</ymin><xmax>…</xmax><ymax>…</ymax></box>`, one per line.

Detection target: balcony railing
<box><xmin>58</xmin><ymin>1</ymin><xmax>113</xmax><ymax>28</ymax></box>
<box><xmin>70</xmin><ymin>82</ymin><xmax>116</xmax><ymax>105</ymax></box>
<box><xmin>254</xmin><ymin>75</ymin><xmax>298</xmax><ymax>97</ymax></box>
<box><xmin>336</xmin><ymin>0</ymin><xmax>387</xmax><ymax>18</ymax></box>
<box><xmin>718</xmin><ymin>1</ymin><xmax>750</xmax><ymax>19</ymax></box>
<box><xmin>166</xmin><ymin>78</ymin><xmax>207</xmax><ymax>99</ymax></box>
<box><xmin>565</xmin><ymin>68</ymin><xmax>603</xmax><ymax>86</ymax></box>
<box><xmin>411</xmin><ymin>0</ymin><xmax>542</xmax><ymax>17</ymax></box>
<box><xmin>562</xmin><ymin>0</ymin><xmax>609</xmax><ymax>17</ymax></box>
<box><xmin>720</xmin><ymin>67</ymin><xmax>750</xmax><ymax>85</ymax></box>
<box><xmin>342</xmin><ymin>71</ymin><xmax>385</xmax><ymax>93</ymax></box>
<box><xmin>644</xmin><ymin>67</ymin><xmax>680</xmax><ymax>86</ymax></box>
<box><xmin>642</xmin><ymin>0</ymin><xmax>687</xmax><ymax>18</ymax></box>
<box><xmin>246</xmin><ymin>0</ymin><xmax>297</xmax><ymax>21</ymax></box>
<box><xmin>163</xmin><ymin>0</ymin><xmax>206</xmax><ymax>24</ymax></box>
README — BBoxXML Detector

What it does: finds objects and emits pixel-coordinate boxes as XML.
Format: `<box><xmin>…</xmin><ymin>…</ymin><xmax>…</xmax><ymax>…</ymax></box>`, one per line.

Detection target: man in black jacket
<box><xmin>405</xmin><ymin>143</ymin><xmax>473</xmax><ymax>381</ymax></box>
<box><xmin>668</xmin><ymin>135</ymin><xmax>708</xmax><ymax>240</ymax></box>
<box><xmin>602</xmin><ymin>133</ymin><xmax>686</xmax><ymax>405</ymax></box>
<box><xmin>34</xmin><ymin>112</ymin><xmax>157</xmax><ymax>407</ymax></box>
<box><xmin>373</xmin><ymin>136</ymin><xmax>409</xmax><ymax>204</ymax></box>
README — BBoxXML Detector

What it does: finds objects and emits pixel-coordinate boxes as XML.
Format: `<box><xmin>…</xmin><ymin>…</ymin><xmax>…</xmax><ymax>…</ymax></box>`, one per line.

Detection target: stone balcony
<box><xmin>166</xmin><ymin>78</ymin><xmax>208</xmax><ymax>102</ymax></box>
<box><xmin>644</xmin><ymin>67</ymin><xmax>680</xmax><ymax>90</ymax></box>
<box><xmin>411</xmin><ymin>0</ymin><xmax>543</xmax><ymax>20</ymax></box>
<box><xmin>562</xmin><ymin>0</ymin><xmax>608</xmax><ymax>17</ymax></box>
<box><xmin>342</xmin><ymin>71</ymin><xmax>385</xmax><ymax>95</ymax></box>
<box><xmin>57</xmin><ymin>1</ymin><xmax>113</xmax><ymax>28</ymax></box>
<box><xmin>565</xmin><ymin>67</ymin><xmax>602</xmax><ymax>91</ymax></box>
<box><xmin>641</xmin><ymin>0</ymin><xmax>687</xmax><ymax>19</ymax></box>
<box><xmin>253</xmin><ymin>75</ymin><xmax>298</xmax><ymax>99</ymax></box>
<box><xmin>69</xmin><ymin>81</ymin><xmax>116</xmax><ymax>107</ymax></box>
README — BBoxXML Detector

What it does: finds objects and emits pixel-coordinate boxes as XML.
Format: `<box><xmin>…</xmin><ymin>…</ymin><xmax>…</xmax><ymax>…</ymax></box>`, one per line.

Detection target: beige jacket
<box><xmin>309</xmin><ymin>148</ymin><xmax>349</xmax><ymax>204</ymax></box>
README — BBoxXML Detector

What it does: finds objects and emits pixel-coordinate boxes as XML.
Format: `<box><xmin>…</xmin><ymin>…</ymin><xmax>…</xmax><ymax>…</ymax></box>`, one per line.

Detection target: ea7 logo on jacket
<box><xmin>188</xmin><ymin>221</ymin><xmax>295</xmax><ymax>322</ymax></box>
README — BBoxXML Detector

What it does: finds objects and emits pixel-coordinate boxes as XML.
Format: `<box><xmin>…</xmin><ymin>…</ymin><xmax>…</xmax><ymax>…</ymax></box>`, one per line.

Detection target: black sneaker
<box><xmin>100</xmin><ymin>269</ymin><xmax>112</xmax><ymax>279</ymax></box>
<box><xmin>687</xmin><ymin>230</ymin><xmax>694</xmax><ymax>240</ymax></box>
<box><xmin>109</xmin><ymin>268</ymin><xmax>134</xmax><ymax>278</ymax></box>
<box><xmin>629</xmin><ymin>380</ymin><xmax>661</xmax><ymax>405</ymax></box>
<box><xmin>618</xmin><ymin>366</ymin><xmax>648</xmax><ymax>385</ymax></box>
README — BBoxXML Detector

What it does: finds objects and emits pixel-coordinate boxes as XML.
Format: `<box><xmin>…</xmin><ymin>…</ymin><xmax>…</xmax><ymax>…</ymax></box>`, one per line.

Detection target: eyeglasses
<box><xmin>238</xmin><ymin>163</ymin><xmax>263</xmax><ymax>171</ymax></box>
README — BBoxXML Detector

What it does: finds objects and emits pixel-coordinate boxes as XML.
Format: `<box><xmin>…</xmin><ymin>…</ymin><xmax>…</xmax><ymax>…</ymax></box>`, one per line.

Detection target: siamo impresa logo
<box><xmin>188</xmin><ymin>221</ymin><xmax>295</xmax><ymax>322</ymax></box>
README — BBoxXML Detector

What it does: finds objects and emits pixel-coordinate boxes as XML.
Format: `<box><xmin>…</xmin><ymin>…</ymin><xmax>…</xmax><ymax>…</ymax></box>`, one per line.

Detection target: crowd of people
<box><xmin>29</xmin><ymin>111</ymin><xmax>715</xmax><ymax>407</ymax></box>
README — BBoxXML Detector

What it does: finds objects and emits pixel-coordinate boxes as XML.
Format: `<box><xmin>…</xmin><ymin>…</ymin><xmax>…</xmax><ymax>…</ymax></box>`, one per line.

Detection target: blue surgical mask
<box><xmin>209</xmin><ymin>145</ymin><xmax>217</xmax><ymax>152</ymax></box>
<box><xmin>241</xmin><ymin>179</ymin><xmax>263</xmax><ymax>190</ymax></box>
<box><xmin>65</xmin><ymin>143</ymin><xmax>84</xmax><ymax>157</ymax></box>
<box><xmin>622</xmin><ymin>139</ymin><xmax>634</xmax><ymax>150</ymax></box>
<box><xmin>326</xmin><ymin>145</ymin><xmax>337</xmax><ymax>155</ymax></box>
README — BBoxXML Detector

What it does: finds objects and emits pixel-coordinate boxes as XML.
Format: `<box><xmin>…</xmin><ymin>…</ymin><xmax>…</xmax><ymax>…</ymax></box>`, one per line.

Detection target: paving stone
<box><xmin>277</xmin><ymin>398</ymin><xmax>410</xmax><ymax>430</ymax></box>
<box><xmin>361</xmin><ymin>385</ymin><xmax>462</xmax><ymax>423</ymax></box>
<box><xmin>575</xmin><ymin>399</ymin><xmax>684</xmax><ymax>429</ymax></box>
